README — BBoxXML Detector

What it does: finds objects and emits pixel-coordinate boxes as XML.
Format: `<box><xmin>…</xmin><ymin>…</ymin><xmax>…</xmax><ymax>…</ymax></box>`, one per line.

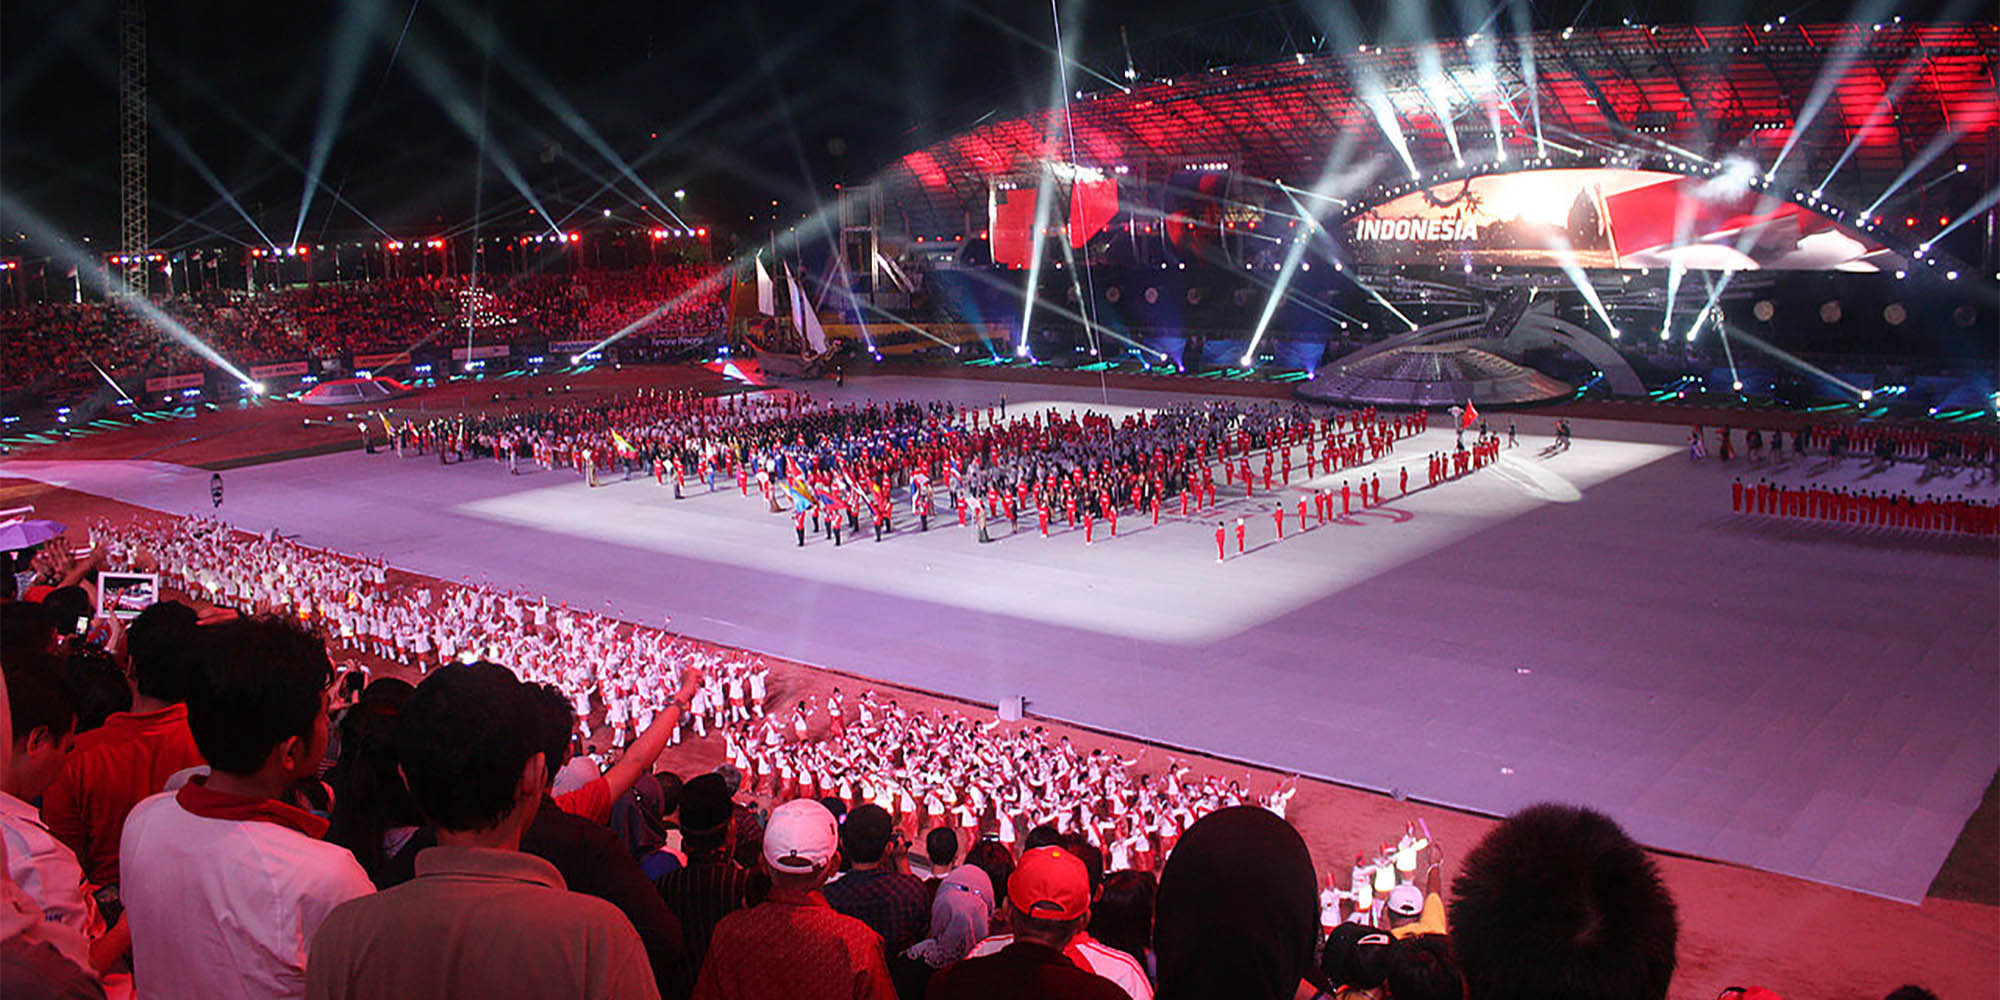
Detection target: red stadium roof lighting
<box><xmin>874</xmin><ymin>21</ymin><xmax>1998</xmax><ymax>236</ymax></box>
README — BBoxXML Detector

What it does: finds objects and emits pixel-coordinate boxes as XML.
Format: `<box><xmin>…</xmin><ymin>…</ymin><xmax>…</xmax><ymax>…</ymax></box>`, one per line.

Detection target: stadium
<box><xmin>1</xmin><ymin>3</ymin><xmax>1995</xmax><ymax>999</ymax></box>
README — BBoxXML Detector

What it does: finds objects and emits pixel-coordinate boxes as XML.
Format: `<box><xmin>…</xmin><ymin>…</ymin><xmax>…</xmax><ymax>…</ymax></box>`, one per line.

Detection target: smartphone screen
<box><xmin>75</xmin><ymin>616</ymin><xmax>91</xmax><ymax>635</ymax></box>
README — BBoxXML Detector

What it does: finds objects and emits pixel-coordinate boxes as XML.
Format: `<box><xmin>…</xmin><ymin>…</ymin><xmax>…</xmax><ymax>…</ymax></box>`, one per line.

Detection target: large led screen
<box><xmin>1342</xmin><ymin>168</ymin><xmax>1902</xmax><ymax>272</ymax></box>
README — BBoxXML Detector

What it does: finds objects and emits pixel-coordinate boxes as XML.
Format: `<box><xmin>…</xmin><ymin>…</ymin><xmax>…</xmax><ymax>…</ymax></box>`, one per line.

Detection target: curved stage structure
<box><xmin>1297</xmin><ymin>345</ymin><xmax>1571</xmax><ymax>407</ymax></box>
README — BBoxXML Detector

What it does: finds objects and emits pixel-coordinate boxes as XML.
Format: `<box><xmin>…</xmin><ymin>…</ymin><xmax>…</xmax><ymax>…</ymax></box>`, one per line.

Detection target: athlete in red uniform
<box><xmin>1215</xmin><ymin>522</ymin><xmax>1227</xmax><ymax>562</ymax></box>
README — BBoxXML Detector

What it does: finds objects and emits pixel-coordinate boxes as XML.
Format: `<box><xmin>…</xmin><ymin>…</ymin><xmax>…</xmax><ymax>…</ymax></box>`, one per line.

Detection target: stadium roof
<box><xmin>873</xmin><ymin>22</ymin><xmax>1999</xmax><ymax>238</ymax></box>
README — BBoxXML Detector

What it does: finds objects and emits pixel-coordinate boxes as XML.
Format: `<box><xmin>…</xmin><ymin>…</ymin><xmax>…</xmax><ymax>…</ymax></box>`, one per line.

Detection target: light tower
<box><xmin>119</xmin><ymin>0</ymin><xmax>149</xmax><ymax>296</ymax></box>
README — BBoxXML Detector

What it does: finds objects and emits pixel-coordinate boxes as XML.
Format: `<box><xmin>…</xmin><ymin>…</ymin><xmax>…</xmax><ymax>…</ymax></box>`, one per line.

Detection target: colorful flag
<box><xmin>1460</xmin><ymin>402</ymin><xmax>1479</xmax><ymax>430</ymax></box>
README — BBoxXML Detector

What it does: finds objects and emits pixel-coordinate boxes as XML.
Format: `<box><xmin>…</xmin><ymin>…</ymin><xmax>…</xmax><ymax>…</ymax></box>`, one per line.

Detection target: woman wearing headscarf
<box><xmin>892</xmin><ymin>864</ymin><xmax>994</xmax><ymax>999</ymax></box>
<box><xmin>1154</xmin><ymin>806</ymin><xmax>1320</xmax><ymax>1000</ymax></box>
<box><xmin>609</xmin><ymin>773</ymin><xmax>682</xmax><ymax>880</ymax></box>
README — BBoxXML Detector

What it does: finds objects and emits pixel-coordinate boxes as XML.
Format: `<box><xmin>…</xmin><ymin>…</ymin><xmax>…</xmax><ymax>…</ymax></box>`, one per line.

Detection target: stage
<box><xmin>7</xmin><ymin>375</ymin><xmax>1995</xmax><ymax>902</ymax></box>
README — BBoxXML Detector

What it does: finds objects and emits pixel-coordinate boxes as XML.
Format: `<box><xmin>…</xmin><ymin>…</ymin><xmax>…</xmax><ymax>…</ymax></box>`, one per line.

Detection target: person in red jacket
<box><xmin>41</xmin><ymin>601</ymin><xmax>207</xmax><ymax>891</ymax></box>
<box><xmin>1215</xmin><ymin>522</ymin><xmax>1227</xmax><ymax>562</ymax></box>
<box><xmin>1272</xmin><ymin>504</ymin><xmax>1286</xmax><ymax>540</ymax></box>
<box><xmin>1234</xmin><ymin>516</ymin><xmax>1247</xmax><ymax>554</ymax></box>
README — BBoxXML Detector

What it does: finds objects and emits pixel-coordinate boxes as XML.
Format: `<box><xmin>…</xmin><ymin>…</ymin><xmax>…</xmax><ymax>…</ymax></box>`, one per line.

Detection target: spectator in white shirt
<box><xmin>2</xmin><ymin>665</ymin><xmax>91</xmax><ymax>938</ymax></box>
<box><xmin>3</xmin><ymin>658</ymin><xmax>139</xmax><ymax>984</ymax></box>
<box><xmin>121</xmin><ymin>617</ymin><xmax>374</xmax><ymax>1000</ymax></box>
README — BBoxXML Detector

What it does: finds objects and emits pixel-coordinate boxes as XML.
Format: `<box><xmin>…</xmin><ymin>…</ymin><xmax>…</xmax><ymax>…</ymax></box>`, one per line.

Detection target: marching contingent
<box><xmin>403</xmin><ymin>385</ymin><xmax>1503</xmax><ymax>558</ymax></box>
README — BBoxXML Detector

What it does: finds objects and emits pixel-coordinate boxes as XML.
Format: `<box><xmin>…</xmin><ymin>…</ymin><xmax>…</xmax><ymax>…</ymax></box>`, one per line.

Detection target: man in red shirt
<box><xmin>42</xmin><ymin>601</ymin><xmax>206</xmax><ymax>891</ymax></box>
<box><xmin>930</xmin><ymin>847</ymin><xmax>1124</xmax><ymax>1000</ymax></box>
<box><xmin>694</xmin><ymin>799</ymin><xmax>894</xmax><ymax>1000</ymax></box>
<box><xmin>1214</xmin><ymin>522</ymin><xmax>1226</xmax><ymax>563</ymax></box>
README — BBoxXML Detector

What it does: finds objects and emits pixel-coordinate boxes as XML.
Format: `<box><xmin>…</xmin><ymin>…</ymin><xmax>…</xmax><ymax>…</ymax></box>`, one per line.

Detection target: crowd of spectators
<box><xmin>0</xmin><ymin>265</ymin><xmax>728</xmax><ymax>394</ymax></box>
<box><xmin>0</xmin><ymin>534</ymin><xmax>1952</xmax><ymax>1000</ymax></box>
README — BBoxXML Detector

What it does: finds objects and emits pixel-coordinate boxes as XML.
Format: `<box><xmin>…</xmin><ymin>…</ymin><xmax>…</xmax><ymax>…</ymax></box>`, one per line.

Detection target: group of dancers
<box><xmin>722</xmin><ymin>688</ymin><xmax>1300</xmax><ymax>874</ymax></box>
<box><xmin>86</xmin><ymin>509</ymin><xmax>1309</xmax><ymax>853</ymax></box>
<box><xmin>89</xmin><ymin>516</ymin><xmax>776</xmax><ymax>749</ymax></box>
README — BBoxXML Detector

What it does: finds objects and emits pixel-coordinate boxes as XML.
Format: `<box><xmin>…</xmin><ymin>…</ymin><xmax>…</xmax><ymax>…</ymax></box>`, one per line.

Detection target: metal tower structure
<box><xmin>119</xmin><ymin>0</ymin><xmax>148</xmax><ymax>296</ymax></box>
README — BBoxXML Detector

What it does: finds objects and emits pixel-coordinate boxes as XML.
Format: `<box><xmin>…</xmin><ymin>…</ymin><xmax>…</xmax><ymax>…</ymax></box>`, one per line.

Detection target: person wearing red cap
<box><xmin>928</xmin><ymin>846</ymin><xmax>1125</xmax><ymax>1000</ymax></box>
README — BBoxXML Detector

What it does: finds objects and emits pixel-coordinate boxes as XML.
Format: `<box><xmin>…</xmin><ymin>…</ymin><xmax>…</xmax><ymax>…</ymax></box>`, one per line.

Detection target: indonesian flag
<box><xmin>1460</xmin><ymin>402</ymin><xmax>1479</xmax><ymax>430</ymax></box>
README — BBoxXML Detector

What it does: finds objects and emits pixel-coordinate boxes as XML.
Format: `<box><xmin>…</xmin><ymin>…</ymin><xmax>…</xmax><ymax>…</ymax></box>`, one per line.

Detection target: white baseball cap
<box><xmin>763</xmin><ymin>799</ymin><xmax>840</xmax><ymax>874</ymax></box>
<box><xmin>1386</xmin><ymin>883</ymin><xmax>1425</xmax><ymax>917</ymax></box>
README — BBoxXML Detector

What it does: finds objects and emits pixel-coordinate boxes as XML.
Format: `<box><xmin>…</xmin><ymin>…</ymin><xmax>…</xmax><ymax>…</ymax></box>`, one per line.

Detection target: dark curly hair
<box><xmin>1450</xmin><ymin>803</ymin><xmax>1678</xmax><ymax>1000</ymax></box>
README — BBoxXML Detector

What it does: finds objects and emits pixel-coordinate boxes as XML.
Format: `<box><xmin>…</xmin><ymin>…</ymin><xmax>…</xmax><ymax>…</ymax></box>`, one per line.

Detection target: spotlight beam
<box><xmin>146</xmin><ymin>109</ymin><xmax>282</xmax><ymax>251</ymax></box>
<box><xmin>946</xmin><ymin>265</ymin><xmax>1166</xmax><ymax>361</ymax></box>
<box><xmin>291</xmin><ymin>0</ymin><xmax>377</xmax><ymax>248</ymax></box>
<box><xmin>1335</xmin><ymin>268</ymin><xmax>1421</xmax><ymax>332</ymax></box>
<box><xmin>943</xmin><ymin>0</ymin><xmax>1131</xmax><ymax>93</ymax></box>
<box><xmin>4</xmin><ymin>197</ymin><xmax>254</xmax><ymax>386</ymax></box>
<box><xmin>1680</xmin><ymin>268</ymin><xmax>1737</xmax><ymax>343</ymax></box>
<box><xmin>1244</xmin><ymin>147</ymin><xmax>1366</xmax><ymax>366</ymax></box>
<box><xmin>1863</xmin><ymin>125</ymin><xmax>1974</xmax><ymax>217</ymax></box>
<box><xmin>1507</xmin><ymin>0</ymin><xmax>1546</xmax><ymax>156</ymax></box>
<box><xmin>1357</xmin><ymin>72</ymin><xmax>1421</xmax><ymax>180</ymax></box>
<box><xmin>1415</xmin><ymin>44</ymin><xmax>1464</xmax><ymax>165</ymax></box>
<box><xmin>157</xmin><ymin>60</ymin><xmax>393</xmax><ymax>239</ymax></box>
<box><xmin>1544</xmin><ymin>234</ymin><xmax>1617</xmax><ymax>335</ymax></box>
<box><xmin>1725</xmin><ymin>322</ymin><xmax>1866</xmax><ymax>398</ymax></box>
<box><xmin>1764</xmin><ymin>0</ymin><xmax>1894</xmax><ymax>182</ymax></box>
<box><xmin>1815</xmin><ymin>51</ymin><xmax>1929</xmax><ymax>193</ymax></box>
<box><xmin>429</xmin><ymin>0</ymin><xmax>691</xmax><ymax>229</ymax></box>
<box><xmin>379</xmin><ymin>10</ymin><xmax>564</xmax><ymax>238</ymax></box>
<box><xmin>1929</xmin><ymin>183</ymin><xmax>2000</xmax><ymax>246</ymax></box>
<box><xmin>1014</xmin><ymin>0</ymin><xmax>1076</xmax><ymax>358</ymax></box>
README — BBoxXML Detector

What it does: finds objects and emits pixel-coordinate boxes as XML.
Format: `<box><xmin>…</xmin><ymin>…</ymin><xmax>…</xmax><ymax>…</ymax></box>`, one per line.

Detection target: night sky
<box><xmin>0</xmin><ymin>0</ymin><xmax>1961</xmax><ymax>252</ymax></box>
